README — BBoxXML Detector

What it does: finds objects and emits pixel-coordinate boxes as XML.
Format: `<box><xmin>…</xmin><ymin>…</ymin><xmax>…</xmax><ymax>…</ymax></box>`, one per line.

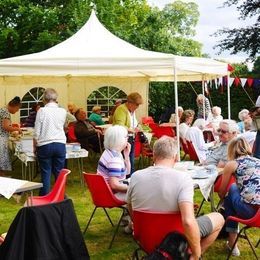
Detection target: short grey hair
<box><xmin>43</xmin><ymin>88</ymin><xmax>58</xmax><ymax>103</ymax></box>
<box><xmin>193</xmin><ymin>118</ymin><xmax>206</xmax><ymax>130</ymax></box>
<box><xmin>238</xmin><ymin>109</ymin><xmax>249</xmax><ymax>121</ymax></box>
<box><xmin>220</xmin><ymin>119</ymin><xmax>239</xmax><ymax>134</ymax></box>
<box><xmin>212</xmin><ymin>106</ymin><xmax>221</xmax><ymax>116</ymax></box>
<box><xmin>104</xmin><ymin>125</ymin><xmax>128</xmax><ymax>150</ymax></box>
<box><xmin>153</xmin><ymin>136</ymin><xmax>178</xmax><ymax>160</ymax></box>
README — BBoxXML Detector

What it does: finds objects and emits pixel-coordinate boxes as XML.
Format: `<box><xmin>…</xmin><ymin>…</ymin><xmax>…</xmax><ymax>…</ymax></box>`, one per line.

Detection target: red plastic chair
<box><xmin>226</xmin><ymin>208</ymin><xmax>260</xmax><ymax>259</ymax></box>
<box><xmin>196</xmin><ymin>174</ymin><xmax>236</xmax><ymax>216</ymax></box>
<box><xmin>26</xmin><ymin>169</ymin><xmax>70</xmax><ymax>206</ymax></box>
<box><xmin>186</xmin><ymin>140</ymin><xmax>199</xmax><ymax>162</ymax></box>
<box><xmin>180</xmin><ymin>137</ymin><xmax>189</xmax><ymax>160</ymax></box>
<box><xmin>154</xmin><ymin>126</ymin><xmax>175</xmax><ymax>139</ymax></box>
<box><xmin>83</xmin><ymin>173</ymin><xmax>127</xmax><ymax>249</ymax></box>
<box><xmin>203</xmin><ymin>130</ymin><xmax>215</xmax><ymax>143</ymax></box>
<box><xmin>132</xmin><ymin>210</ymin><xmax>184</xmax><ymax>257</ymax></box>
<box><xmin>67</xmin><ymin>123</ymin><xmax>77</xmax><ymax>142</ymax></box>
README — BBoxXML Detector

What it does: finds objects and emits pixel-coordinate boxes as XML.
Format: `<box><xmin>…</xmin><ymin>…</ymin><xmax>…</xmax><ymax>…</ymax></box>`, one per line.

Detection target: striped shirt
<box><xmin>97</xmin><ymin>149</ymin><xmax>126</xmax><ymax>182</ymax></box>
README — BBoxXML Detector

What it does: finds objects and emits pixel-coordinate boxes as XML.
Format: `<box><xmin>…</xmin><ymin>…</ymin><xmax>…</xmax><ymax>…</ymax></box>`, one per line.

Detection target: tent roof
<box><xmin>0</xmin><ymin>11</ymin><xmax>229</xmax><ymax>81</ymax></box>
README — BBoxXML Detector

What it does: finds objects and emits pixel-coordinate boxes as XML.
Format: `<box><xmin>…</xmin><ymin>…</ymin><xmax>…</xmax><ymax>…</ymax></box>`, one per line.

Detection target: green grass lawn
<box><xmin>0</xmin><ymin>156</ymin><xmax>259</xmax><ymax>259</ymax></box>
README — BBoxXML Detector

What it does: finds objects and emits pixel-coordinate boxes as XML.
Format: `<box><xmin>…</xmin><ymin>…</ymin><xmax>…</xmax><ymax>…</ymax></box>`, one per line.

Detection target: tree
<box><xmin>215</xmin><ymin>0</ymin><xmax>260</xmax><ymax>58</ymax></box>
<box><xmin>251</xmin><ymin>56</ymin><xmax>260</xmax><ymax>78</ymax></box>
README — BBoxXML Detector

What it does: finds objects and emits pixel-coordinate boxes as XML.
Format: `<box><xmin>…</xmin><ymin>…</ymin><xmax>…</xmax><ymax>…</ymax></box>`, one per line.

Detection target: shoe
<box><xmin>226</xmin><ymin>241</ymin><xmax>240</xmax><ymax>256</ymax></box>
<box><xmin>124</xmin><ymin>225</ymin><xmax>133</xmax><ymax>234</ymax></box>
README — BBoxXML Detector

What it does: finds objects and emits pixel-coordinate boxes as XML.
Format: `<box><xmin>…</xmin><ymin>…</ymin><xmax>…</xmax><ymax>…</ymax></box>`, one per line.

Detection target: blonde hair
<box><xmin>92</xmin><ymin>106</ymin><xmax>101</xmax><ymax>113</ymax></box>
<box><xmin>180</xmin><ymin>109</ymin><xmax>195</xmax><ymax>123</ymax></box>
<box><xmin>227</xmin><ymin>137</ymin><xmax>252</xmax><ymax>160</ymax></box>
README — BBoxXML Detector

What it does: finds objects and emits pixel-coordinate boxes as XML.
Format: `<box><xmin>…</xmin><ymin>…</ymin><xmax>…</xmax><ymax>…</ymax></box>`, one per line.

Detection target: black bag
<box><xmin>139</xmin><ymin>132</ymin><xmax>148</xmax><ymax>144</ymax></box>
<box><xmin>144</xmin><ymin>231</ymin><xmax>190</xmax><ymax>260</ymax></box>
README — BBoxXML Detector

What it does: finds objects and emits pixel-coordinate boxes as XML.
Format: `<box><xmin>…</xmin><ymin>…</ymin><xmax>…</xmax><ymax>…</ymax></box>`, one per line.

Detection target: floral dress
<box><xmin>236</xmin><ymin>155</ymin><xmax>260</xmax><ymax>205</ymax></box>
<box><xmin>0</xmin><ymin>107</ymin><xmax>12</xmax><ymax>171</ymax></box>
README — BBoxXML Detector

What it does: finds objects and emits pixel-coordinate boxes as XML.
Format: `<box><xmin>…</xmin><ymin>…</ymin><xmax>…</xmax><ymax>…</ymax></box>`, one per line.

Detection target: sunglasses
<box><xmin>217</xmin><ymin>128</ymin><xmax>229</xmax><ymax>134</ymax></box>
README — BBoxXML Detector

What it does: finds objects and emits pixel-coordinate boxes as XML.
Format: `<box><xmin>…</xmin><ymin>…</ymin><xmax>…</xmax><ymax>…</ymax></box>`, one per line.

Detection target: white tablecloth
<box><xmin>174</xmin><ymin>163</ymin><xmax>218</xmax><ymax>201</ymax></box>
<box><xmin>0</xmin><ymin>177</ymin><xmax>28</xmax><ymax>199</ymax></box>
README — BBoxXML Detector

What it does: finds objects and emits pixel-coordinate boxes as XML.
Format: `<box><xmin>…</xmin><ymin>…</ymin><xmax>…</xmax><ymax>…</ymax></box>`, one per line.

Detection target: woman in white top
<box><xmin>179</xmin><ymin>109</ymin><xmax>195</xmax><ymax>139</ymax></box>
<box><xmin>34</xmin><ymin>88</ymin><xmax>67</xmax><ymax>196</ymax></box>
<box><xmin>186</xmin><ymin>119</ymin><xmax>214</xmax><ymax>162</ymax></box>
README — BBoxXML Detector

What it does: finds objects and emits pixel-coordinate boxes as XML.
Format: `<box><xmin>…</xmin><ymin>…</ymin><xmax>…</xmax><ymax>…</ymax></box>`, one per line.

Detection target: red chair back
<box><xmin>67</xmin><ymin>123</ymin><xmax>77</xmax><ymax>142</ymax></box>
<box><xmin>154</xmin><ymin>126</ymin><xmax>175</xmax><ymax>139</ymax></box>
<box><xmin>228</xmin><ymin>208</ymin><xmax>260</xmax><ymax>227</ymax></box>
<box><xmin>148</xmin><ymin>123</ymin><xmax>159</xmax><ymax>134</ymax></box>
<box><xmin>29</xmin><ymin>169</ymin><xmax>70</xmax><ymax>206</ymax></box>
<box><xmin>142</xmin><ymin>116</ymin><xmax>154</xmax><ymax>125</ymax></box>
<box><xmin>203</xmin><ymin>130</ymin><xmax>215</xmax><ymax>143</ymax></box>
<box><xmin>186</xmin><ymin>140</ymin><xmax>199</xmax><ymax>161</ymax></box>
<box><xmin>83</xmin><ymin>173</ymin><xmax>125</xmax><ymax>208</ymax></box>
<box><xmin>180</xmin><ymin>137</ymin><xmax>189</xmax><ymax>155</ymax></box>
<box><xmin>134</xmin><ymin>133</ymin><xmax>142</xmax><ymax>158</ymax></box>
<box><xmin>214</xmin><ymin>175</ymin><xmax>236</xmax><ymax>193</ymax></box>
<box><xmin>133</xmin><ymin>210</ymin><xmax>184</xmax><ymax>254</ymax></box>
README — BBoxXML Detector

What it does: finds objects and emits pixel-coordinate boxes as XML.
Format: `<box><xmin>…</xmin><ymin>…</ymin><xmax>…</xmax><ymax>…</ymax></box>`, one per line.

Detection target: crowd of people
<box><xmin>0</xmin><ymin>90</ymin><xmax>259</xmax><ymax>258</ymax></box>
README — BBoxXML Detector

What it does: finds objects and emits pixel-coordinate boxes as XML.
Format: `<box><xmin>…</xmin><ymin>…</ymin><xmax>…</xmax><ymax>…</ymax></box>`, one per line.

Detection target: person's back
<box><xmin>127</xmin><ymin>166</ymin><xmax>193</xmax><ymax>211</ymax></box>
<box><xmin>127</xmin><ymin>136</ymin><xmax>224</xmax><ymax>259</ymax></box>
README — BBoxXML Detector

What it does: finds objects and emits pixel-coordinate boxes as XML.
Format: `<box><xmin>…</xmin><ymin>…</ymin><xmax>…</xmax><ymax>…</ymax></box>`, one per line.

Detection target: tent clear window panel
<box><xmin>20</xmin><ymin>87</ymin><xmax>45</xmax><ymax>123</ymax></box>
<box><xmin>87</xmin><ymin>86</ymin><xmax>127</xmax><ymax>118</ymax></box>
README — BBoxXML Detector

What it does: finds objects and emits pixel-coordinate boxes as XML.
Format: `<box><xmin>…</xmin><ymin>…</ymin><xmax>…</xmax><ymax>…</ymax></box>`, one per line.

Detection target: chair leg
<box><xmin>103</xmin><ymin>208</ymin><xmax>114</xmax><ymax>227</ymax></box>
<box><xmin>196</xmin><ymin>198</ymin><xmax>205</xmax><ymax>217</ymax></box>
<box><xmin>227</xmin><ymin>226</ymin><xmax>259</xmax><ymax>260</ymax></box>
<box><xmin>108</xmin><ymin>208</ymin><xmax>125</xmax><ymax>249</ymax></box>
<box><xmin>243</xmin><ymin>228</ymin><xmax>259</xmax><ymax>259</ymax></box>
<box><xmin>83</xmin><ymin>207</ymin><xmax>97</xmax><ymax>234</ymax></box>
<box><xmin>256</xmin><ymin>238</ymin><xmax>260</xmax><ymax>248</ymax></box>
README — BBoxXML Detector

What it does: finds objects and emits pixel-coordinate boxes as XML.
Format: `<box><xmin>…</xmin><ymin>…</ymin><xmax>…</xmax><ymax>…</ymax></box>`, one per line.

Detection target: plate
<box><xmin>191</xmin><ymin>170</ymin><xmax>210</xmax><ymax>179</ymax></box>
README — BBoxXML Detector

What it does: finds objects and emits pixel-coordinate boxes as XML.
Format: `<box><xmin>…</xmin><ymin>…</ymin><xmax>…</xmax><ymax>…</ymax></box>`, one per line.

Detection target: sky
<box><xmin>147</xmin><ymin>0</ymin><xmax>253</xmax><ymax>66</ymax></box>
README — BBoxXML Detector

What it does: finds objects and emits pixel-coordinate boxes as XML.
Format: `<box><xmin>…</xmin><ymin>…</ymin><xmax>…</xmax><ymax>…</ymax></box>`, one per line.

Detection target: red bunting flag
<box><xmin>234</xmin><ymin>77</ymin><xmax>240</xmax><ymax>87</ymax></box>
<box><xmin>228</xmin><ymin>64</ymin><xmax>234</xmax><ymax>72</ymax></box>
<box><xmin>247</xmin><ymin>78</ymin><xmax>254</xmax><ymax>87</ymax></box>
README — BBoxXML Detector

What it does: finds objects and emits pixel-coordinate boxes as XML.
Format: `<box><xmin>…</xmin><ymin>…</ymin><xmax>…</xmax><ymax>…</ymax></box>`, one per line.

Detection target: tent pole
<box><xmin>227</xmin><ymin>75</ymin><xmax>231</xmax><ymax>119</ymax></box>
<box><xmin>174</xmin><ymin>65</ymin><xmax>180</xmax><ymax>161</ymax></box>
<box><xmin>202</xmin><ymin>75</ymin><xmax>205</xmax><ymax>120</ymax></box>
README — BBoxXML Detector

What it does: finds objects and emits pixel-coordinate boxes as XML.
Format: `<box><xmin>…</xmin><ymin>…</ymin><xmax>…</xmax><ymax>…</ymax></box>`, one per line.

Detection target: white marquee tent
<box><xmin>0</xmin><ymin>10</ymin><xmax>230</xmax><ymax>155</ymax></box>
<box><xmin>0</xmin><ymin>10</ymin><xmax>229</xmax><ymax>81</ymax></box>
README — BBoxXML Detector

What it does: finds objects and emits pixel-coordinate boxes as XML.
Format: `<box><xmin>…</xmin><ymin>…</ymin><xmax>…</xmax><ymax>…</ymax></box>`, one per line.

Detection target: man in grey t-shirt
<box><xmin>127</xmin><ymin>136</ymin><xmax>224</xmax><ymax>260</ymax></box>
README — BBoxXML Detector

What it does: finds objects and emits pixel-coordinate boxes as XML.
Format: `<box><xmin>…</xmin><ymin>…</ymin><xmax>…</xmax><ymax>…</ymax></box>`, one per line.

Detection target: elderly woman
<box><xmin>218</xmin><ymin>137</ymin><xmax>260</xmax><ymax>256</ymax></box>
<box><xmin>74</xmin><ymin>108</ymin><xmax>103</xmax><ymax>153</ymax></box>
<box><xmin>186</xmin><ymin>119</ymin><xmax>214</xmax><ymax>163</ymax></box>
<box><xmin>113</xmin><ymin>92</ymin><xmax>143</xmax><ymax>176</ymax></box>
<box><xmin>89</xmin><ymin>106</ymin><xmax>105</xmax><ymax>126</ymax></box>
<box><xmin>209</xmin><ymin>106</ymin><xmax>223</xmax><ymax>130</ymax></box>
<box><xmin>97</xmin><ymin>125</ymin><xmax>131</xmax><ymax>201</ymax></box>
<box><xmin>179</xmin><ymin>109</ymin><xmax>195</xmax><ymax>139</ymax></box>
<box><xmin>169</xmin><ymin>106</ymin><xmax>184</xmax><ymax>124</ymax></box>
<box><xmin>0</xmin><ymin>96</ymin><xmax>21</xmax><ymax>176</ymax></box>
<box><xmin>237</xmin><ymin>109</ymin><xmax>250</xmax><ymax>133</ymax></box>
<box><xmin>34</xmin><ymin>88</ymin><xmax>67</xmax><ymax>195</ymax></box>
<box><xmin>196</xmin><ymin>94</ymin><xmax>211</xmax><ymax>120</ymax></box>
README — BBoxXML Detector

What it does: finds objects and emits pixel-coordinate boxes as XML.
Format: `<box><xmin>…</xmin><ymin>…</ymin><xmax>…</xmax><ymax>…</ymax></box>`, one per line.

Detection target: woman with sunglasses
<box><xmin>218</xmin><ymin>137</ymin><xmax>260</xmax><ymax>256</ymax></box>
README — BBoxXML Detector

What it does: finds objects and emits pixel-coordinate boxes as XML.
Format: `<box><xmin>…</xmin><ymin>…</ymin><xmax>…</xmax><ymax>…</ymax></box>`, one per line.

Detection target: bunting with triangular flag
<box><xmin>240</xmin><ymin>78</ymin><xmax>247</xmax><ymax>88</ymax></box>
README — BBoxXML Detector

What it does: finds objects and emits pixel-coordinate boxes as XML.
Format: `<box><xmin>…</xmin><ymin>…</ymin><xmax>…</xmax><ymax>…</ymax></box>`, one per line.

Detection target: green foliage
<box><xmin>0</xmin><ymin>0</ymin><xmax>202</xmax><ymax>58</ymax></box>
<box><xmin>215</xmin><ymin>0</ymin><xmax>260</xmax><ymax>58</ymax></box>
<box><xmin>0</xmin><ymin>158</ymin><xmax>259</xmax><ymax>259</ymax></box>
<box><xmin>251</xmin><ymin>56</ymin><xmax>260</xmax><ymax>78</ymax></box>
